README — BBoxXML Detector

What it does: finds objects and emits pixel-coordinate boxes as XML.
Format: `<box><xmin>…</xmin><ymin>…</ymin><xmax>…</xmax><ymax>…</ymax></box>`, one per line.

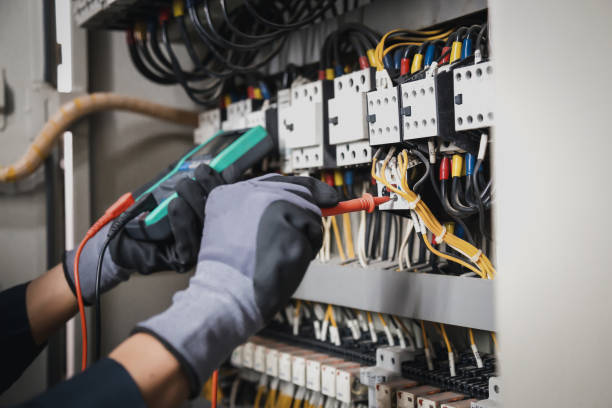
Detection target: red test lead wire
<box><xmin>321</xmin><ymin>193</ymin><xmax>390</xmax><ymax>217</ymax></box>
<box><xmin>73</xmin><ymin>192</ymin><xmax>135</xmax><ymax>371</ymax></box>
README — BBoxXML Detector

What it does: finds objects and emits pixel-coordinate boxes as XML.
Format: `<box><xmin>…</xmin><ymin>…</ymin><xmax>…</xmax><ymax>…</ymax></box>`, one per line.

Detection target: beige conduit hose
<box><xmin>0</xmin><ymin>92</ymin><xmax>200</xmax><ymax>182</ymax></box>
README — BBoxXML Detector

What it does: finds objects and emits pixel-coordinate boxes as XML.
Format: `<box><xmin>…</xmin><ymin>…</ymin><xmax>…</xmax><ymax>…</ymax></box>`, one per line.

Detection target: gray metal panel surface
<box><xmin>294</xmin><ymin>261</ymin><xmax>494</xmax><ymax>331</ymax></box>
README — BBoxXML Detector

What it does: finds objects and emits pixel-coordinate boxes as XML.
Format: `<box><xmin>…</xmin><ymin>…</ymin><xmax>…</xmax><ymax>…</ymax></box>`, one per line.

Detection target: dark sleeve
<box><xmin>14</xmin><ymin>358</ymin><xmax>147</xmax><ymax>408</ymax></box>
<box><xmin>0</xmin><ymin>282</ymin><xmax>46</xmax><ymax>394</ymax></box>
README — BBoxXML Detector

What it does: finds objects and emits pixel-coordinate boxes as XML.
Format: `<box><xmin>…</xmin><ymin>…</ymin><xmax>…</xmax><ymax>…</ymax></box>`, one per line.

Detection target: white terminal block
<box><xmin>307</xmin><ymin>357</ymin><xmax>341</xmax><ymax>392</ymax></box>
<box><xmin>254</xmin><ymin>344</ymin><xmax>267</xmax><ymax>373</ymax></box>
<box><xmin>276</xmin><ymin>89</ymin><xmax>293</xmax><ymax>173</ymax></box>
<box><xmin>265</xmin><ymin>348</ymin><xmax>280</xmax><ymax>378</ymax></box>
<box><xmin>376</xmin><ymin>157</ymin><xmax>420</xmax><ymax>211</ymax></box>
<box><xmin>195</xmin><ymin>109</ymin><xmax>221</xmax><ymax>144</ymax></box>
<box><xmin>366</xmin><ymin>86</ymin><xmax>402</xmax><ymax>145</ymax></box>
<box><xmin>222</xmin><ymin>99</ymin><xmax>253</xmax><ymax>131</ymax></box>
<box><xmin>279</xmin><ymin>81</ymin><xmax>334</xmax><ymax>170</ymax></box>
<box><xmin>245</xmin><ymin>109</ymin><xmax>267</xmax><ymax>128</ymax></box>
<box><xmin>242</xmin><ymin>341</ymin><xmax>255</xmax><ymax>369</ymax></box>
<box><xmin>292</xmin><ymin>354</ymin><xmax>308</xmax><ymax>387</ymax></box>
<box><xmin>453</xmin><ymin>61</ymin><xmax>495</xmax><ymax>131</ymax></box>
<box><xmin>400</xmin><ymin>76</ymin><xmax>439</xmax><ymax>140</ymax></box>
<box><xmin>328</xmin><ymin>69</ymin><xmax>375</xmax><ymax>165</ymax></box>
<box><xmin>336</xmin><ymin>367</ymin><xmax>363</xmax><ymax>404</ymax></box>
<box><xmin>278</xmin><ymin>350</ymin><xmax>294</xmax><ymax>382</ymax></box>
<box><xmin>376</xmin><ymin>347</ymin><xmax>417</xmax><ymax>372</ymax></box>
<box><xmin>230</xmin><ymin>345</ymin><xmax>244</xmax><ymax>367</ymax></box>
<box><xmin>321</xmin><ymin>361</ymin><xmax>354</xmax><ymax>397</ymax></box>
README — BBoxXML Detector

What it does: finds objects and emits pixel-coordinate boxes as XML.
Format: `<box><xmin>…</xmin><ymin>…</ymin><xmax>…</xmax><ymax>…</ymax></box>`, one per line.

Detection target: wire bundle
<box><xmin>372</xmin><ymin>148</ymin><xmax>495</xmax><ymax>279</ymax></box>
<box><xmin>126</xmin><ymin>0</ymin><xmax>364</xmax><ymax>106</ymax></box>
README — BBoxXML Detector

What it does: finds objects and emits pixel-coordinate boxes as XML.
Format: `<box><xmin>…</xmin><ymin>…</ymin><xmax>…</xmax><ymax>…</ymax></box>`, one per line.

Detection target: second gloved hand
<box><xmin>63</xmin><ymin>164</ymin><xmax>224</xmax><ymax>304</ymax></box>
<box><xmin>134</xmin><ymin>174</ymin><xmax>339</xmax><ymax>396</ymax></box>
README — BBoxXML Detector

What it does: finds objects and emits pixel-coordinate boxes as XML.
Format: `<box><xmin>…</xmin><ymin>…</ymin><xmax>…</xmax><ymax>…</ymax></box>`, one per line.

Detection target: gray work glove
<box><xmin>134</xmin><ymin>174</ymin><xmax>339</xmax><ymax>396</ymax></box>
<box><xmin>63</xmin><ymin>164</ymin><xmax>224</xmax><ymax>304</ymax></box>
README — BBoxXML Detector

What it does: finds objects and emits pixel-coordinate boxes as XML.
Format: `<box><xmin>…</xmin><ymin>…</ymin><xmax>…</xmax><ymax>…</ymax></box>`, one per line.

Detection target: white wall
<box><xmin>490</xmin><ymin>0</ymin><xmax>612</xmax><ymax>405</ymax></box>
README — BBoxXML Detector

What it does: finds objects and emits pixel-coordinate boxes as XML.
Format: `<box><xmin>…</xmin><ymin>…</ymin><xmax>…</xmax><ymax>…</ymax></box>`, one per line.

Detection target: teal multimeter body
<box><xmin>125</xmin><ymin>126</ymin><xmax>273</xmax><ymax>241</ymax></box>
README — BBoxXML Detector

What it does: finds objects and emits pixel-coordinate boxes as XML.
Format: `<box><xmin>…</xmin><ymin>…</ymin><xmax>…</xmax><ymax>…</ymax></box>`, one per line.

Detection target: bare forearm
<box><xmin>26</xmin><ymin>263</ymin><xmax>78</xmax><ymax>345</ymax></box>
<box><xmin>110</xmin><ymin>333</ymin><xmax>190</xmax><ymax>408</ymax></box>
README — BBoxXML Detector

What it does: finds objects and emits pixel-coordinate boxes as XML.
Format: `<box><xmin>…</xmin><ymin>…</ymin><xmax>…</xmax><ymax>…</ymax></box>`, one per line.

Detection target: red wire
<box><xmin>73</xmin><ymin>193</ymin><xmax>134</xmax><ymax>371</ymax></box>
<box><xmin>211</xmin><ymin>369</ymin><xmax>219</xmax><ymax>408</ymax></box>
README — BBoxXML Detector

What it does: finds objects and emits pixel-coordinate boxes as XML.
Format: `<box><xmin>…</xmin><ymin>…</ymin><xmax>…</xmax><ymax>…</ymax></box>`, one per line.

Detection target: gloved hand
<box><xmin>134</xmin><ymin>174</ymin><xmax>339</xmax><ymax>396</ymax></box>
<box><xmin>63</xmin><ymin>164</ymin><xmax>224</xmax><ymax>304</ymax></box>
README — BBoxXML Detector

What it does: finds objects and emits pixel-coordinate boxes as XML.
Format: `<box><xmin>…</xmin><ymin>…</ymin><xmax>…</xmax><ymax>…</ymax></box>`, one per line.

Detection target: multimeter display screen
<box><xmin>190</xmin><ymin>131</ymin><xmax>243</xmax><ymax>162</ymax></box>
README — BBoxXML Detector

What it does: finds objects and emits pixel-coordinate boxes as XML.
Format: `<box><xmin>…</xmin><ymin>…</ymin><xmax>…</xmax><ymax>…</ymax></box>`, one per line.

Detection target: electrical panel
<box><xmin>68</xmin><ymin>2</ymin><xmax>500</xmax><ymax>406</ymax></box>
<box><xmin>328</xmin><ymin>68</ymin><xmax>375</xmax><ymax>166</ymax></box>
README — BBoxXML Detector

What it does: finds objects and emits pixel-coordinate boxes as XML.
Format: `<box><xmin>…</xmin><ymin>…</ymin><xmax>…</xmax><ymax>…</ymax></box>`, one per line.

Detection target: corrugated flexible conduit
<box><xmin>0</xmin><ymin>92</ymin><xmax>199</xmax><ymax>182</ymax></box>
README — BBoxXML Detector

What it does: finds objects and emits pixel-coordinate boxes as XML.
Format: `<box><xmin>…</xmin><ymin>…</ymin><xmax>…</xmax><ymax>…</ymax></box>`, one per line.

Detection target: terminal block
<box><xmin>376</xmin><ymin>156</ymin><xmax>421</xmax><ymax>211</ymax></box>
<box><xmin>222</xmin><ymin>99</ymin><xmax>253</xmax><ymax>131</ymax></box>
<box><xmin>279</xmin><ymin>81</ymin><xmax>335</xmax><ymax>170</ymax></box>
<box><xmin>400</xmin><ymin>73</ymin><xmax>439</xmax><ymax>140</ymax></box>
<box><xmin>453</xmin><ymin>61</ymin><xmax>495</xmax><ymax>132</ymax></box>
<box><xmin>194</xmin><ymin>109</ymin><xmax>221</xmax><ymax>144</ymax></box>
<box><xmin>328</xmin><ymin>68</ymin><xmax>375</xmax><ymax>165</ymax></box>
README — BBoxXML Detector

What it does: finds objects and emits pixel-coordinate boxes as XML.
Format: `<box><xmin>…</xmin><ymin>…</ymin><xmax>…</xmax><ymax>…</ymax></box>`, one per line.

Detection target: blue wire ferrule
<box><xmin>461</xmin><ymin>38</ymin><xmax>473</xmax><ymax>60</ymax></box>
<box><xmin>335</xmin><ymin>65</ymin><xmax>344</xmax><ymax>77</ymax></box>
<box><xmin>259</xmin><ymin>81</ymin><xmax>271</xmax><ymax>100</ymax></box>
<box><xmin>383</xmin><ymin>54</ymin><xmax>394</xmax><ymax>70</ymax></box>
<box><xmin>455</xmin><ymin>223</ymin><xmax>465</xmax><ymax>239</ymax></box>
<box><xmin>344</xmin><ymin>170</ymin><xmax>354</xmax><ymax>186</ymax></box>
<box><xmin>424</xmin><ymin>44</ymin><xmax>436</xmax><ymax>67</ymax></box>
<box><xmin>465</xmin><ymin>153</ymin><xmax>475</xmax><ymax>176</ymax></box>
<box><xmin>393</xmin><ymin>49</ymin><xmax>403</xmax><ymax>70</ymax></box>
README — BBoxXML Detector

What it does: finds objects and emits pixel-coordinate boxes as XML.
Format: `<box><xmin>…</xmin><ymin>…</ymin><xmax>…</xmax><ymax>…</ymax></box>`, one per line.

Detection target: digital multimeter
<box><xmin>125</xmin><ymin>126</ymin><xmax>273</xmax><ymax>241</ymax></box>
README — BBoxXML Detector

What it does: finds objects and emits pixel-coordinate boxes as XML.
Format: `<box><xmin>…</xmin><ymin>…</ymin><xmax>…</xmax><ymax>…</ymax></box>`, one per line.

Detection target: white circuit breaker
<box><xmin>400</xmin><ymin>74</ymin><xmax>439</xmax><ymax>140</ymax></box>
<box><xmin>328</xmin><ymin>68</ymin><xmax>375</xmax><ymax>165</ymax></box>
<box><xmin>278</xmin><ymin>80</ymin><xmax>334</xmax><ymax>170</ymax></box>
<box><xmin>453</xmin><ymin>61</ymin><xmax>494</xmax><ymax>131</ymax></box>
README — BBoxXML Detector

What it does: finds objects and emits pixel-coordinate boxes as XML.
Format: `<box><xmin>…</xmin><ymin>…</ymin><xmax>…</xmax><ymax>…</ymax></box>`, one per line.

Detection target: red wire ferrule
<box><xmin>439</xmin><ymin>157</ymin><xmax>450</xmax><ymax>180</ymax></box>
<box><xmin>358</xmin><ymin>56</ymin><xmax>370</xmax><ymax>69</ymax></box>
<box><xmin>400</xmin><ymin>58</ymin><xmax>410</xmax><ymax>75</ymax></box>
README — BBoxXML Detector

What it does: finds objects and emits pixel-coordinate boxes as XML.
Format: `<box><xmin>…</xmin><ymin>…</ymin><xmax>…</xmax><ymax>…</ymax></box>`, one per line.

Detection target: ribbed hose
<box><xmin>0</xmin><ymin>92</ymin><xmax>199</xmax><ymax>182</ymax></box>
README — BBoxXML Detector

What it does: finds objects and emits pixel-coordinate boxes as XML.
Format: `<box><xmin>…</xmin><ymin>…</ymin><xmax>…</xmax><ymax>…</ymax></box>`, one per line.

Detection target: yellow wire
<box><xmin>366</xmin><ymin>311</ymin><xmax>373</xmax><ymax>324</ymax></box>
<box><xmin>330</xmin><ymin>216</ymin><xmax>346</xmax><ymax>261</ymax></box>
<box><xmin>374</xmin><ymin>28</ymin><xmax>456</xmax><ymax>69</ymax></box>
<box><xmin>265</xmin><ymin>389</ymin><xmax>277</xmax><ymax>408</ymax></box>
<box><xmin>293</xmin><ymin>398</ymin><xmax>303</xmax><ymax>408</ymax></box>
<box><xmin>420</xmin><ymin>320</ymin><xmax>429</xmax><ymax>349</ymax></box>
<box><xmin>468</xmin><ymin>328</ymin><xmax>476</xmax><ymax>346</ymax></box>
<box><xmin>491</xmin><ymin>332</ymin><xmax>497</xmax><ymax>348</ymax></box>
<box><xmin>295</xmin><ymin>300</ymin><xmax>301</xmax><ymax>319</ymax></box>
<box><xmin>378</xmin><ymin>313</ymin><xmax>388</xmax><ymax>327</ymax></box>
<box><xmin>327</xmin><ymin>305</ymin><xmax>338</xmax><ymax>328</ymax></box>
<box><xmin>342</xmin><ymin>213</ymin><xmax>356</xmax><ymax>259</ymax></box>
<box><xmin>255</xmin><ymin>386</ymin><xmax>266</xmax><ymax>408</ymax></box>
<box><xmin>438</xmin><ymin>323</ymin><xmax>452</xmax><ymax>353</ymax></box>
<box><xmin>371</xmin><ymin>149</ymin><xmax>496</xmax><ymax>279</ymax></box>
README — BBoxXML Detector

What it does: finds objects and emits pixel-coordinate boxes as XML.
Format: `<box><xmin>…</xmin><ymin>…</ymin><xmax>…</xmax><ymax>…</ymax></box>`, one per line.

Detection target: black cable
<box><xmin>370</xmin><ymin>210</ymin><xmax>381</xmax><ymax>258</ymax></box>
<box><xmin>364</xmin><ymin>212</ymin><xmax>373</xmax><ymax>258</ymax></box>
<box><xmin>475</xmin><ymin>23</ymin><xmax>488</xmax><ymax>56</ymax></box>
<box><xmin>188</xmin><ymin>4</ymin><xmax>288</xmax><ymax>73</ymax></box>
<box><xmin>202</xmin><ymin>0</ymin><xmax>281</xmax><ymax>51</ymax></box>
<box><xmin>411</xmin><ymin>148</ymin><xmax>476</xmax><ymax>246</ymax></box>
<box><xmin>381</xmin><ymin>212</ymin><xmax>391</xmax><ymax>261</ymax></box>
<box><xmin>127</xmin><ymin>31</ymin><xmax>176</xmax><ymax>85</ymax></box>
<box><xmin>243</xmin><ymin>0</ymin><xmax>333</xmax><ymax>30</ymax></box>
<box><xmin>94</xmin><ymin>194</ymin><xmax>157</xmax><ymax>361</ymax></box>
<box><xmin>472</xmin><ymin>159</ymin><xmax>488</xmax><ymax>242</ymax></box>
<box><xmin>148</xmin><ymin>20</ymin><xmax>174</xmax><ymax>71</ymax></box>
<box><xmin>94</xmin><ymin>238</ymin><xmax>111</xmax><ymax>361</ymax></box>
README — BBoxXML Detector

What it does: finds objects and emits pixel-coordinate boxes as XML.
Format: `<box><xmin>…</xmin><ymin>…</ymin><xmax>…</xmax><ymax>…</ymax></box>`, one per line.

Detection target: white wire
<box><xmin>398</xmin><ymin>218</ymin><xmax>414</xmax><ymax>271</ymax></box>
<box><xmin>357</xmin><ymin>210</ymin><xmax>368</xmax><ymax>268</ymax></box>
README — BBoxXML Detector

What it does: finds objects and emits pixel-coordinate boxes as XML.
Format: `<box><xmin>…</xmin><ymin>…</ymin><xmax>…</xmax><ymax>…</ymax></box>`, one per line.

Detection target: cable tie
<box><xmin>408</xmin><ymin>194</ymin><xmax>421</xmax><ymax>209</ymax></box>
<box><xmin>435</xmin><ymin>226</ymin><xmax>446</xmax><ymax>244</ymax></box>
<box><xmin>470</xmin><ymin>249</ymin><xmax>482</xmax><ymax>263</ymax></box>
